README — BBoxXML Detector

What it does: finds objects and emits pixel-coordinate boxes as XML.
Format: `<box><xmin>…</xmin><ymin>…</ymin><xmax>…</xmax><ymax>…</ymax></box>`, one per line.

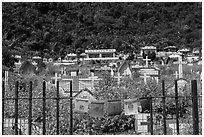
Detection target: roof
<box><xmin>85</xmin><ymin>49</ymin><xmax>116</xmax><ymax>53</ymax></box>
<box><xmin>74</xmin><ymin>88</ymin><xmax>94</xmax><ymax>98</ymax></box>
<box><xmin>141</xmin><ymin>46</ymin><xmax>156</xmax><ymax>50</ymax></box>
<box><xmin>178</xmin><ymin>48</ymin><xmax>190</xmax><ymax>52</ymax></box>
<box><xmin>164</xmin><ymin>46</ymin><xmax>177</xmax><ymax>49</ymax></box>
<box><xmin>67</xmin><ymin>53</ymin><xmax>77</xmax><ymax>57</ymax></box>
<box><xmin>32</xmin><ymin>56</ymin><xmax>42</xmax><ymax>59</ymax></box>
<box><xmin>80</xmin><ymin>53</ymin><xmax>86</xmax><ymax>56</ymax></box>
<box><xmin>118</xmin><ymin>60</ymin><xmax>131</xmax><ymax>72</ymax></box>
<box><xmin>14</xmin><ymin>55</ymin><xmax>21</xmax><ymax>59</ymax></box>
<box><xmin>169</xmin><ymin>54</ymin><xmax>181</xmax><ymax>58</ymax></box>
<box><xmin>2</xmin><ymin>65</ymin><xmax>9</xmax><ymax>71</ymax></box>
<box><xmin>20</xmin><ymin>61</ymin><xmax>36</xmax><ymax>72</ymax></box>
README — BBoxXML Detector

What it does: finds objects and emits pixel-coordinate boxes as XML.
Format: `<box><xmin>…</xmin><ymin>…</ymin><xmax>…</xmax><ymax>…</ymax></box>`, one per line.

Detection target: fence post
<box><xmin>2</xmin><ymin>81</ymin><xmax>5</xmax><ymax>135</ymax></box>
<box><xmin>42</xmin><ymin>81</ymin><xmax>46</xmax><ymax>135</ymax></box>
<box><xmin>174</xmin><ymin>80</ymin><xmax>179</xmax><ymax>135</ymax></box>
<box><xmin>28</xmin><ymin>81</ymin><xmax>32</xmax><ymax>135</ymax></box>
<box><xmin>162</xmin><ymin>80</ymin><xmax>167</xmax><ymax>135</ymax></box>
<box><xmin>191</xmin><ymin>80</ymin><xmax>199</xmax><ymax>135</ymax></box>
<box><xmin>14</xmin><ymin>81</ymin><xmax>19</xmax><ymax>135</ymax></box>
<box><xmin>70</xmin><ymin>81</ymin><xmax>73</xmax><ymax>135</ymax></box>
<box><xmin>56</xmin><ymin>81</ymin><xmax>59</xmax><ymax>135</ymax></box>
<box><xmin>149</xmin><ymin>97</ymin><xmax>153</xmax><ymax>135</ymax></box>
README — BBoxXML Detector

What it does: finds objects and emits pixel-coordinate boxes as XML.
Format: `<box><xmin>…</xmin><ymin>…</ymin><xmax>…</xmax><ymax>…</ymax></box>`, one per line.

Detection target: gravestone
<box><xmin>139</xmin><ymin>67</ymin><xmax>160</xmax><ymax>83</ymax></box>
<box><xmin>154</xmin><ymin>126</ymin><xmax>173</xmax><ymax>135</ymax></box>
<box><xmin>166</xmin><ymin>119</ymin><xmax>186</xmax><ymax>135</ymax></box>
<box><xmin>137</xmin><ymin>113</ymin><xmax>151</xmax><ymax>133</ymax></box>
<box><xmin>143</xmin><ymin>56</ymin><xmax>151</xmax><ymax>67</ymax></box>
<box><xmin>174</xmin><ymin>55</ymin><xmax>185</xmax><ymax>78</ymax></box>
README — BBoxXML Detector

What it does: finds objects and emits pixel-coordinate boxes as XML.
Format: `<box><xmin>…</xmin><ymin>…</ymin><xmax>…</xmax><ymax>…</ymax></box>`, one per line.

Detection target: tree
<box><xmin>2</xmin><ymin>2</ymin><xmax>202</xmax><ymax>61</ymax></box>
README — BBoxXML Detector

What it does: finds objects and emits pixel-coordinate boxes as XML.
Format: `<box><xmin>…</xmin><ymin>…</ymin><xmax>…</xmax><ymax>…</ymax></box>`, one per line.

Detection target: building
<box><xmin>84</xmin><ymin>49</ymin><xmax>118</xmax><ymax>61</ymax></box>
<box><xmin>140</xmin><ymin>46</ymin><xmax>157</xmax><ymax>58</ymax></box>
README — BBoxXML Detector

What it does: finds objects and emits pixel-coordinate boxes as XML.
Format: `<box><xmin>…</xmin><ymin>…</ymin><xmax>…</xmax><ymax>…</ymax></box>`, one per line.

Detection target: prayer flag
<box><xmin>88</xmin><ymin>101</ymin><xmax>105</xmax><ymax>118</ymax></box>
<box><xmin>124</xmin><ymin>98</ymin><xmax>138</xmax><ymax>115</ymax></box>
<box><xmin>107</xmin><ymin>100</ymin><xmax>122</xmax><ymax>116</ymax></box>
<box><xmin>74</xmin><ymin>98</ymin><xmax>89</xmax><ymax>113</ymax></box>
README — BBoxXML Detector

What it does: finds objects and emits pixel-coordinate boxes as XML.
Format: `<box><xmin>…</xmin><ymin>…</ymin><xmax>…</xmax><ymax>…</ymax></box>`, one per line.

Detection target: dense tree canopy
<box><xmin>2</xmin><ymin>2</ymin><xmax>202</xmax><ymax>68</ymax></box>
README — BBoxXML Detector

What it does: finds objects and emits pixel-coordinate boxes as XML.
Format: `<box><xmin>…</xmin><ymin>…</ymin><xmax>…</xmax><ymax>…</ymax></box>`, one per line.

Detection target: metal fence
<box><xmin>2</xmin><ymin>80</ymin><xmax>201</xmax><ymax>135</ymax></box>
<box><xmin>137</xmin><ymin>80</ymin><xmax>202</xmax><ymax>135</ymax></box>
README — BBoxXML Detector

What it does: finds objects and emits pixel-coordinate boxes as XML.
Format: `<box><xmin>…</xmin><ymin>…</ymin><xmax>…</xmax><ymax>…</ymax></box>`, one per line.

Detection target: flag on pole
<box><xmin>107</xmin><ymin>100</ymin><xmax>122</xmax><ymax>116</ymax></box>
<box><xmin>74</xmin><ymin>98</ymin><xmax>89</xmax><ymax>113</ymax></box>
<box><xmin>124</xmin><ymin>98</ymin><xmax>138</xmax><ymax>115</ymax></box>
<box><xmin>88</xmin><ymin>101</ymin><xmax>106</xmax><ymax>118</ymax></box>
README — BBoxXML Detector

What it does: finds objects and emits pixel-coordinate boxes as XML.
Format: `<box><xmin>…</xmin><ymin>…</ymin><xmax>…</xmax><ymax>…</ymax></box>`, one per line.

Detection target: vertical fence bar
<box><xmin>56</xmin><ymin>81</ymin><xmax>59</xmax><ymax>135</ymax></box>
<box><xmin>69</xmin><ymin>81</ymin><xmax>73</xmax><ymax>135</ymax></box>
<box><xmin>191</xmin><ymin>80</ymin><xmax>199</xmax><ymax>135</ymax></box>
<box><xmin>42</xmin><ymin>81</ymin><xmax>46</xmax><ymax>135</ymax></box>
<box><xmin>14</xmin><ymin>81</ymin><xmax>19</xmax><ymax>135</ymax></box>
<box><xmin>2</xmin><ymin>81</ymin><xmax>5</xmax><ymax>135</ymax></box>
<box><xmin>162</xmin><ymin>80</ymin><xmax>167</xmax><ymax>135</ymax></box>
<box><xmin>175</xmin><ymin>80</ymin><xmax>179</xmax><ymax>135</ymax></box>
<box><xmin>149</xmin><ymin>97</ymin><xmax>153</xmax><ymax>135</ymax></box>
<box><xmin>28</xmin><ymin>81</ymin><xmax>32</xmax><ymax>135</ymax></box>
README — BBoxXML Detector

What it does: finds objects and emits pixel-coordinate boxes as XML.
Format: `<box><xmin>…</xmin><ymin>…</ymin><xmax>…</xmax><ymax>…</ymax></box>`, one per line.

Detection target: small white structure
<box><xmin>58</xmin><ymin>57</ymin><xmax>62</xmax><ymax>62</ymax></box>
<box><xmin>66</xmin><ymin>53</ymin><xmax>78</xmax><ymax>62</ymax></box>
<box><xmin>51</xmin><ymin>72</ymin><xmax>61</xmax><ymax>86</ymax></box>
<box><xmin>173</xmin><ymin>71</ymin><xmax>179</xmax><ymax>79</ymax></box>
<box><xmin>140</xmin><ymin>73</ymin><xmax>150</xmax><ymax>84</ymax></box>
<box><xmin>43</xmin><ymin>58</ymin><xmax>48</xmax><ymax>63</ymax></box>
<box><xmin>136</xmin><ymin>113</ymin><xmax>151</xmax><ymax>133</ymax></box>
<box><xmin>84</xmin><ymin>49</ymin><xmax>118</xmax><ymax>61</ymax></box>
<box><xmin>143</xmin><ymin>56</ymin><xmax>151</xmax><ymax>67</ymax></box>
<box><xmin>48</xmin><ymin>58</ymin><xmax>53</xmax><ymax>63</ymax></box>
<box><xmin>174</xmin><ymin>55</ymin><xmax>185</xmax><ymax>78</ymax></box>
<box><xmin>186</xmin><ymin>55</ymin><xmax>199</xmax><ymax>63</ymax></box>
<box><xmin>140</xmin><ymin>46</ymin><xmax>157</xmax><ymax>57</ymax></box>
<box><xmin>139</xmin><ymin>67</ymin><xmax>160</xmax><ymax>83</ymax></box>
<box><xmin>114</xmin><ymin>72</ymin><xmax>123</xmax><ymax>85</ymax></box>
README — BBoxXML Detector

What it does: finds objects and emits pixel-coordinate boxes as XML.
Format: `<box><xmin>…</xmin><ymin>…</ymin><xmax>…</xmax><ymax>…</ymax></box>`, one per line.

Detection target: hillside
<box><xmin>2</xmin><ymin>2</ymin><xmax>202</xmax><ymax>68</ymax></box>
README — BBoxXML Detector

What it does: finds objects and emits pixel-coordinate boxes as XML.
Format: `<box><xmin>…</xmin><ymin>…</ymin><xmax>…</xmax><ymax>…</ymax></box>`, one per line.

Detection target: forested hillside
<box><xmin>2</xmin><ymin>2</ymin><xmax>202</xmax><ymax>68</ymax></box>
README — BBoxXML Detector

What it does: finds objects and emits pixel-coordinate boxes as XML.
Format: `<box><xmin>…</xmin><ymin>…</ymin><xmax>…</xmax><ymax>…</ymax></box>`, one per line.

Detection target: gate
<box><xmin>2</xmin><ymin>80</ymin><xmax>202</xmax><ymax>135</ymax></box>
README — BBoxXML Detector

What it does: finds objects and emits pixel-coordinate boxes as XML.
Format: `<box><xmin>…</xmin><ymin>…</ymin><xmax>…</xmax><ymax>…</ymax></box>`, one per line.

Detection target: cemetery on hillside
<box><xmin>2</xmin><ymin>46</ymin><xmax>202</xmax><ymax>135</ymax></box>
<box><xmin>2</xmin><ymin>2</ymin><xmax>202</xmax><ymax>135</ymax></box>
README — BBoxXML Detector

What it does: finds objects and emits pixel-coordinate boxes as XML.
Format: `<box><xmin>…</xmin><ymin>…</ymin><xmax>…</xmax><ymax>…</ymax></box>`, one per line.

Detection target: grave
<box><xmin>143</xmin><ymin>56</ymin><xmax>151</xmax><ymax>67</ymax></box>
<box><xmin>140</xmin><ymin>46</ymin><xmax>157</xmax><ymax>58</ymax></box>
<box><xmin>74</xmin><ymin>88</ymin><xmax>96</xmax><ymax>101</ymax></box>
<box><xmin>173</xmin><ymin>71</ymin><xmax>179</xmax><ymax>79</ymax></box>
<box><xmin>138</xmin><ymin>67</ymin><xmax>160</xmax><ymax>83</ymax></box>
<box><xmin>4</xmin><ymin>118</ymin><xmax>29</xmax><ymax>135</ymax></box>
<box><xmin>166</xmin><ymin>119</ymin><xmax>186</xmax><ymax>135</ymax></box>
<box><xmin>174</xmin><ymin>55</ymin><xmax>185</xmax><ymax>78</ymax></box>
<box><xmin>154</xmin><ymin>126</ymin><xmax>173</xmax><ymax>135</ymax></box>
<box><xmin>3</xmin><ymin>65</ymin><xmax>9</xmax><ymax>88</ymax></box>
<box><xmin>114</xmin><ymin>72</ymin><xmax>123</xmax><ymax>85</ymax></box>
<box><xmin>140</xmin><ymin>73</ymin><xmax>150</xmax><ymax>84</ymax></box>
<box><xmin>136</xmin><ymin>113</ymin><xmax>151</xmax><ymax>133</ymax></box>
<box><xmin>54</xmin><ymin>72</ymin><xmax>101</xmax><ymax>94</ymax></box>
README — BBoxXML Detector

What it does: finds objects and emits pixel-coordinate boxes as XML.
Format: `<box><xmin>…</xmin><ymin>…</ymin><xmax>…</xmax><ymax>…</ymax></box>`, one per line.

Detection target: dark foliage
<box><xmin>2</xmin><ymin>2</ymin><xmax>202</xmax><ymax>68</ymax></box>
